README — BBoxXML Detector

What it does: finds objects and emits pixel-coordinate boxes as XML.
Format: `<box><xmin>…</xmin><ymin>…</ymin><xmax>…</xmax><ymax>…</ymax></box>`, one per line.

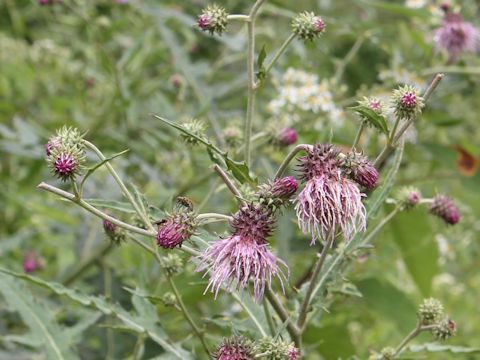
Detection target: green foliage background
<box><xmin>0</xmin><ymin>0</ymin><xmax>479</xmax><ymax>359</ymax></box>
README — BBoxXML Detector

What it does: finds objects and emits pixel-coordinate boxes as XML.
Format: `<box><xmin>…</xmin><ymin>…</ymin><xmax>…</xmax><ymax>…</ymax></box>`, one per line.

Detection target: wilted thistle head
<box><xmin>258</xmin><ymin>176</ymin><xmax>298</xmax><ymax>210</ymax></box>
<box><xmin>160</xmin><ymin>253</ymin><xmax>183</xmax><ymax>277</ymax></box>
<box><xmin>341</xmin><ymin>151</ymin><xmax>379</xmax><ymax>190</ymax></box>
<box><xmin>294</xmin><ymin>144</ymin><xmax>366</xmax><ymax>244</ymax></box>
<box><xmin>213</xmin><ymin>336</ymin><xmax>254</xmax><ymax>360</ymax></box>
<box><xmin>435</xmin><ymin>13</ymin><xmax>479</xmax><ymax>62</ymax></box>
<box><xmin>292</xmin><ymin>12</ymin><xmax>326</xmax><ymax>41</ymax></box>
<box><xmin>396</xmin><ymin>187</ymin><xmax>421</xmax><ymax>210</ymax></box>
<box><xmin>197</xmin><ymin>4</ymin><xmax>229</xmax><ymax>36</ymax></box>
<box><xmin>432</xmin><ymin>318</ymin><xmax>457</xmax><ymax>341</ymax></box>
<box><xmin>391</xmin><ymin>85</ymin><xmax>424</xmax><ymax>120</ymax></box>
<box><xmin>181</xmin><ymin>119</ymin><xmax>207</xmax><ymax>146</ymax></box>
<box><xmin>196</xmin><ymin>204</ymin><xmax>287</xmax><ymax>302</ymax></box>
<box><xmin>255</xmin><ymin>337</ymin><xmax>300</xmax><ymax>360</ymax></box>
<box><xmin>156</xmin><ymin>198</ymin><xmax>197</xmax><ymax>249</ymax></box>
<box><xmin>418</xmin><ymin>297</ymin><xmax>444</xmax><ymax>325</ymax></box>
<box><xmin>429</xmin><ymin>195</ymin><xmax>461</xmax><ymax>225</ymax></box>
<box><xmin>103</xmin><ymin>218</ymin><xmax>126</xmax><ymax>246</ymax></box>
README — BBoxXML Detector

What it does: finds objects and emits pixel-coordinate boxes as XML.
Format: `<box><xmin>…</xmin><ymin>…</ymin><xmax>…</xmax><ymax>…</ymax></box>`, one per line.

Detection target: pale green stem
<box><xmin>392</xmin><ymin>323</ymin><xmax>436</xmax><ymax>358</ymax></box>
<box><xmin>212</xmin><ymin>164</ymin><xmax>245</xmax><ymax>205</ymax></box>
<box><xmin>265</xmin><ymin>288</ymin><xmax>301</xmax><ymax>346</ymax></box>
<box><xmin>227</xmin><ymin>14</ymin><xmax>250</xmax><ymax>21</ymax></box>
<box><xmin>82</xmin><ymin>140</ymin><xmax>155</xmax><ymax>232</ymax></box>
<box><xmin>197</xmin><ymin>213</ymin><xmax>233</xmax><ymax>222</ymax></box>
<box><xmin>297</xmin><ymin>230</ymin><xmax>335</xmax><ymax>330</ymax></box>
<box><xmin>167</xmin><ymin>276</ymin><xmax>211</xmax><ymax>357</ymax></box>
<box><xmin>362</xmin><ymin>206</ymin><xmax>401</xmax><ymax>245</ymax></box>
<box><xmin>37</xmin><ymin>182</ymin><xmax>201</xmax><ymax>257</ymax></box>
<box><xmin>334</xmin><ymin>34</ymin><xmax>366</xmax><ymax>82</ymax></box>
<box><xmin>352</xmin><ymin>121</ymin><xmax>366</xmax><ymax>149</ymax></box>
<box><xmin>104</xmin><ymin>265</ymin><xmax>115</xmax><ymax>360</ymax></box>
<box><xmin>274</xmin><ymin>144</ymin><xmax>312</xmax><ymax>179</ymax></box>
<box><xmin>263</xmin><ymin>298</ymin><xmax>276</xmax><ymax>336</ymax></box>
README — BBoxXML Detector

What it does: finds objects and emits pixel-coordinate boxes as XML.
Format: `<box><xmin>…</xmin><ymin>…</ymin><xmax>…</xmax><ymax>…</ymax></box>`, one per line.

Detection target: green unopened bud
<box><xmin>181</xmin><ymin>119</ymin><xmax>207</xmax><ymax>146</ymax></box>
<box><xmin>197</xmin><ymin>4</ymin><xmax>229</xmax><ymax>36</ymax></box>
<box><xmin>254</xmin><ymin>337</ymin><xmax>299</xmax><ymax>360</ymax></box>
<box><xmin>103</xmin><ymin>219</ymin><xmax>126</xmax><ymax>246</ymax></box>
<box><xmin>418</xmin><ymin>298</ymin><xmax>444</xmax><ymax>325</ymax></box>
<box><xmin>391</xmin><ymin>85</ymin><xmax>425</xmax><ymax>120</ymax></box>
<box><xmin>432</xmin><ymin>318</ymin><xmax>456</xmax><ymax>341</ymax></box>
<box><xmin>379</xmin><ymin>347</ymin><xmax>395</xmax><ymax>360</ymax></box>
<box><xmin>396</xmin><ymin>187</ymin><xmax>422</xmax><ymax>210</ymax></box>
<box><xmin>160</xmin><ymin>253</ymin><xmax>183</xmax><ymax>277</ymax></box>
<box><xmin>292</xmin><ymin>12</ymin><xmax>326</xmax><ymax>41</ymax></box>
<box><xmin>161</xmin><ymin>292</ymin><xmax>177</xmax><ymax>307</ymax></box>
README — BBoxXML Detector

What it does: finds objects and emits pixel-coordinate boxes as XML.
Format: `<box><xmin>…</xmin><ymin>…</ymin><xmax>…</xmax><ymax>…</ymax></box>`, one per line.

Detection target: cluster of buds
<box><xmin>160</xmin><ymin>253</ymin><xmax>184</xmax><ymax>277</ymax></box>
<box><xmin>340</xmin><ymin>151</ymin><xmax>380</xmax><ymax>190</ymax></box>
<box><xmin>292</xmin><ymin>12</ymin><xmax>326</xmax><ymax>41</ymax></box>
<box><xmin>181</xmin><ymin>119</ymin><xmax>207</xmax><ymax>146</ymax></box>
<box><xmin>257</xmin><ymin>176</ymin><xmax>299</xmax><ymax>211</ymax></box>
<box><xmin>391</xmin><ymin>85</ymin><xmax>425</xmax><ymax>120</ymax></box>
<box><xmin>103</xmin><ymin>219</ymin><xmax>126</xmax><ymax>246</ymax></box>
<box><xmin>396</xmin><ymin>187</ymin><xmax>421</xmax><ymax>210</ymax></box>
<box><xmin>45</xmin><ymin>127</ymin><xmax>86</xmax><ymax>182</ymax></box>
<box><xmin>213</xmin><ymin>336</ymin><xmax>300</xmax><ymax>360</ymax></box>
<box><xmin>418</xmin><ymin>298</ymin><xmax>456</xmax><ymax>341</ymax></box>
<box><xmin>429</xmin><ymin>195</ymin><xmax>461</xmax><ymax>225</ymax></box>
<box><xmin>197</xmin><ymin>4</ymin><xmax>229</xmax><ymax>36</ymax></box>
<box><xmin>271</xmin><ymin>127</ymin><xmax>298</xmax><ymax>147</ymax></box>
<box><xmin>156</xmin><ymin>197</ymin><xmax>197</xmax><ymax>249</ymax></box>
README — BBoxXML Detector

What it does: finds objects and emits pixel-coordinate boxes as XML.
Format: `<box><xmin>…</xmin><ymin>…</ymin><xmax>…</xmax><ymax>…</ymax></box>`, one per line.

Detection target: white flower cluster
<box><xmin>267</xmin><ymin>68</ymin><xmax>344</xmax><ymax>126</ymax></box>
<box><xmin>405</xmin><ymin>0</ymin><xmax>428</xmax><ymax>9</ymax></box>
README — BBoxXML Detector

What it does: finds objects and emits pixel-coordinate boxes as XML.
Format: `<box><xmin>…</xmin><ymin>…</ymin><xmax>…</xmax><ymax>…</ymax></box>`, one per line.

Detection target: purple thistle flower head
<box><xmin>430</xmin><ymin>195</ymin><xmax>460</xmax><ymax>225</ymax></box>
<box><xmin>343</xmin><ymin>151</ymin><xmax>379</xmax><ymax>190</ymax></box>
<box><xmin>213</xmin><ymin>336</ymin><xmax>254</xmax><ymax>360</ymax></box>
<box><xmin>392</xmin><ymin>85</ymin><xmax>424</xmax><ymax>119</ymax></box>
<box><xmin>103</xmin><ymin>219</ymin><xmax>116</xmax><ymax>234</ymax></box>
<box><xmin>313</xmin><ymin>16</ymin><xmax>326</xmax><ymax>33</ymax></box>
<box><xmin>435</xmin><ymin>13</ymin><xmax>479</xmax><ymax>62</ymax></box>
<box><xmin>53</xmin><ymin>152</ymin><xmax>78</xmax><ymax>181</ymax></box>
<box><xmin>156</xmin><ymin>212</ymin><xmax>196</xmax><ymax>249</ymax></box>
<box><xmin>197</xmin><ymin>4</ymin><xmax>229</xmax><ymax>35</ymax></box>
<box><xmin>287</xmin><ymin>346</ymin><xmax>301</xmax><ymax>360</ymax></box>
<box><xmin>45</xmin><ymin>136</ymin><xmax>61</xmax><ymax>156</ymax></box>
<box><xmin>400</xmin><ymin>91</ymin><xmax>417</xmax><ymax>109</ymax></box>
<box><xmin>270</xmin><ymin>176</ymin><xmax>299</xmax><ymax>200</ymax></box>
<box><xmin>197</xmin><ymin>204</ymin><xmax>287</xmax><ymax>302</ymax></box>
<box><xmin>295</xmin><ymin>144</ymin><xmax>366</xmax><ymax>244</ymax></box>
<box><xmin>277</xmin><ymin>127</ymin><xmax>298</xmax><ymax>146</ymax></box>
<box><xmin>368</xmin><ymin>98</ymin><xmax>383</xmax><ymax>113</ymax></box>
<box><xmin>23</xmin><ymin>252</ymin><xmax>39</xmax><ymax>273</ymax></box>
<box><xmin>197</xmin><ymin>14</ymin><xmax>213</xmax><ymax>31</ymax></box>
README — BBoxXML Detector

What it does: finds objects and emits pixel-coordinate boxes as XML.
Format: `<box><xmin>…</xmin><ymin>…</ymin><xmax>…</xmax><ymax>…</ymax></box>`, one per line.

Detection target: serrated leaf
<box><xmin>0</xmin><ymin>269</ymin><xmax>193</xmax><ymax>360</ymax></box>
<box><xmin>0</xmin><ymin>274</ymin><xmax>79</xmax><ymax>360</ymax></box>
<box><xmin>350</xmin><ymin>105</ymin><xmax>389</xmax><ymax>135</ymax></box>
<box><xmin>155</xmin><ymin>115</ymin><xmax>255</xmax><ymax>184</ymax></box>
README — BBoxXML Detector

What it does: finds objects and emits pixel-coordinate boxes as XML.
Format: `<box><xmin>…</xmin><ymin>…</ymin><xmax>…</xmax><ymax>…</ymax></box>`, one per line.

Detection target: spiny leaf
<box><xmin>350</xmin><ymin>105</ymin><xmax>389</xmax><ymax>135</ymax></box>
<box><xmin>0</xmin><ymin>269</ymin><xmax>193</xmax><ymax>360</ymax></box>
<box><xmin>0</xmin><ymin>274</ymin><xmax>79</xmax><ymax>360</ymax></box>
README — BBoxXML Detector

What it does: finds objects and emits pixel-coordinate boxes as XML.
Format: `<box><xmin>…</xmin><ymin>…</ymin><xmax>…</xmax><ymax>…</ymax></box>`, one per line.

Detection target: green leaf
<box><xmin>256</xmin><ymin>45</ymin><xmax>267</xmax><ymax>81</ymax></box>
<box><xmin>407</xmin><ymin>343</ymin><xmax>480</xmax><ymax>354</ymax></box>
<box><xmin>389</xmin><ymin>209</ymin><xmax>439</xmax><ymax>296</ymax></box>
<box><xmin>154</xmin><ymin>115</ymin><xmax>255</xmax><ymax>184</ymax></box>
<box><xmin>350</xmin><ymin>105</ymin><xmax>389</xmax><ymax>135</ymax></box>
<box><xmin>0</xmin><ymin>269</ymin><xmax>193</xmax><ymax>360</ymax></box>
<box><xmin>0</xmin><ymin>274</ymin><xmax>79</xmax><ymax>360</ymax></box>
<box><xmin>82</xmin><ymin>199</ymin><xmax>136</xmax><ymax>214</ymax></box>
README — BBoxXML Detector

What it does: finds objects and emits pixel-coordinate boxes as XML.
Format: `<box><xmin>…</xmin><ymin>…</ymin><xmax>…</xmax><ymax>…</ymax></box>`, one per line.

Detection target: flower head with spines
<box><xmin>292</xmin><ymin>12</ymin><xmax>326</xmax><ymax>41</ymax></box>
<box><xmin>197</xmin><ymin>4</ymin><xmax>229</xmax><ymax>36</ymax></box>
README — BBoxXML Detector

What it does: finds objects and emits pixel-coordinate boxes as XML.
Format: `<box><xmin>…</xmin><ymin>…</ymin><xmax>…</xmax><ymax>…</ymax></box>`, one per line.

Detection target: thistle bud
<box><xmin>429</xmin><ymin>195</ymin><xmax>461</xmax><ymax>225</ymax></box>
<box><xmin>156</xmin><ymin>200</ymin><xmax>197</xmax><ymax>249</ymax></box>
<box><xmin>255</xmin><ymin>337</ymin><xmax>299</xmax><ymax>360</ymax></box>
<box><xmin>379</xmin><ymin>347</ymin><xmax>395</xmax><ymax>360</ymax></box>
<box><xmin>292</xmin><ymin>12</ymin><xmax>326</xmax><ymax>41</ymax></box>
<box><xmin>258</xmin><ymin>176</ymin><xmax>298</xmax><ymax>210</ymax></box>
<box><xmin>275</xmin><ymin>127</ymin><xmax>298</xmax><ymax>147</ymax></box>
<box><xmin>432</xmin><ymin>318</ymin><xmax>457</xmax><ymax>340</ymax></box>
<box><xmin>223</xmin><ymin>125</ymin><xmax>243</xmax><ymax>148</ymax></box>
<box><xmin>391</xmin><ymin>85</ymin><xmax>425</xmax><ymax>120</ymax></box>
<box><xmin>359</xmin><ymin>96</ymin><xmax>384</xmax><ymax>115</ymax></box>
<box><xmin>213</xmin><ymin>336</ymin><xmax>254</xmax><ymax>360</ymax></box>
<box><xmin>45</xmin><ymin>136</ymin><xmax>61</xmax><ymax>156</ymax></box>
<box><xmin>161</xmin><ymin>292</ymin><xmax>177</xmax><ymax>307</ymax></box>
<box><xmin>342</xmin><ymin>151</ymin><xmax>379</xmax><ymax>190</ymax></box>
<box><xmin>197</xmin><ymin>4</ymin><xmax>229</xmax><ymax>36</ymax></box>
<box><xmin>23</xmin><ymin>251</ymin><xmax>41</xmax><ymax>273</ymax></box>
<box><xmin>160</xmin><ymin>253</ymin><xmax>183</xmax><ymax>277</ymax></box>
<box><xmin>181</xmin><ymin>119</ymin><xmax>207</xmax><ymax>146</ymax></box>
<box><xmin>103</xmin><ymin>219</ymin><xmax>126</xmax><ymax>246</ymax></box>
<box><xmin>396</xmin><ymin>187</ymin><xmax>421</xmax><ymax>210</ymax></box>
<box><xmin>48</xmin><ymin>147</ymin><xmax>85</xmax><ymax>182</ymax></box>
<box><xmin>418</xmin><ymin>298</ymin><xmax>444</xmax><ymax>325</ymax></box>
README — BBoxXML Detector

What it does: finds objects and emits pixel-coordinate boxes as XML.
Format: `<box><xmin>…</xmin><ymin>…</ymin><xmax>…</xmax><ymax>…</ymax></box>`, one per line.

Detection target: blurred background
<box><xmin>0</xmin><ymin>0</ymin><xmax>479</xmax><ymax>359</ymax></box>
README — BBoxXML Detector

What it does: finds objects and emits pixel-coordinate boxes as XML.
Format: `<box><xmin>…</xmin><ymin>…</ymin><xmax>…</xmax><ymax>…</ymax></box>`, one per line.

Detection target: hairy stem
<box><xmin>212</xmin><ymin>164</ymin><xmax>245</xmax><ymax>205</ymax></box>
<box><xmin>297</xmin><ymin>230</ymin><xmax>335</xmax><ymax>330</ymax></box>
<box><xmin>82</xmin><ymin>140</ymin><xmax>155</xmax><ymax>232</ymax></box>
<box><xmin>274</xmin><ymin>144</ymin><xmax>311</xmax><ymax>179</ymax></box>
<box><xmin>167</xmin><ymin>276</ymin><xmax>211</xmax><ymax>357</ymax></box>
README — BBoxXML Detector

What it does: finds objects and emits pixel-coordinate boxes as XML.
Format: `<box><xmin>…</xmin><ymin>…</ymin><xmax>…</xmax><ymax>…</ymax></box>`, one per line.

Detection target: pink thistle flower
<box><xmin>287</xmin><ymin>345</ymin><xmax>301</xmax><ymax>360</ymax></box>
<box><xmin>23</xmin><ymin>252</ymin><xmax>40</xmax><ymax>273</ymax></box>
<box><xmin>45</xmin><ymin>136</ymin><xmax>61</xmax><ymax>156</ymax></box>
<box><xmin>156</xmin><ymin>212</ymin><xmax>196</xmax><ymax>249</ymax></box>
<box><xmin>270</xmin><ymin>176</ymin><xmax>298</xmax><ymax>200</ymax></box>
<box><xmin>400</xmin><ymin>91</ymin><xmax>417</xmax><ymax>109</ymax></box>
<box><xmin>435</xmin><ymin>13</ymin><xmax>479</xmax><ymax>62</ymax></box>
<box><xmin>277</xmin><ymin>127</ymin><xmax>298</xmax><ymax>146</ymax></box>
<box><xmin>197</xmin><ymin>204</ymin><xmax>287</xmax><ymax>302</ymax></box>
<box><xmin>53</xmin><ymin>152</ymin><xmax>78</xmax><ymax>181</ymax></box>
<box><xmin>430</xmin><ymin>195</ymin><xmax>460</xmax><ymax>225</ymax></box>
<box><xmin>197</xmin><ymin>14</ymin><xmax>213</xmax><ymax>31</ymax></box>
<box><xmin>213</xmin><ymin>336</ymin><xmax>254</xmax><ymax>360</ymax></box>
<box><xmin>294</xmin><ymin>144</ymin><xmax>366</xmax><ymax>244</ymax></box>
<box><xmin>369</xmin><ymin>98</ymin><xmax>383</xmax><ymax>113</ymax></box>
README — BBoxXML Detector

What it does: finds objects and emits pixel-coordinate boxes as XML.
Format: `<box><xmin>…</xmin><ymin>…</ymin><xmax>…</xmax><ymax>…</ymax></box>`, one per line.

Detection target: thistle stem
<box><xmin>274</xmin><ymin>144</ymin><xmax>311</xmax><ymax>179</ymax></box>
<box><xmin>212</xmin><ymin>164</ymin><xmax>245</xmax><ymax>205</ymax></box>
<box><xmin>197</xmin><ymin>213</ymin><xmax>233</xmax><ymax>222</ymax></box>
<box><xmin>167</xmin><ymin>276</ymin><xmax>211</xmax><ymax>357</ymax></box>
<box><xmin>227</xmin><ymin>14</ymin><xmax>250</xmax><ymax>21</ymax></box>
<box><xmin>244</xmin><ymin>0</ymin><xmax>267</xmax><ymax>166</ymax></box>
<box><xmin>297</xmin><ymin>230</ymin><xmax>335</xmax><ymax>330</ymax></box>
<box><xmin>352</xmin><ymin>121</ymin><xmax>366</xmax><ymax>149</ymax></box>
<box><xmin>82</xmin><ymin>140</ymin><xmax>155</xmax><ymax>232</ymax></box>
<box><xmin>265</xmin><ymin>288</ymin><xmax>301</xmax><ymax>346</ymax></box>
